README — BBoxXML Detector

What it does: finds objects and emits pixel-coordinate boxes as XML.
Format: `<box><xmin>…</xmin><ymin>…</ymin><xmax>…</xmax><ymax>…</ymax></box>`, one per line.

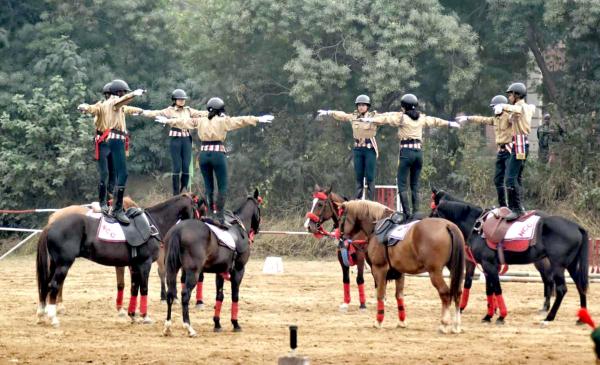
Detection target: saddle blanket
<box><xmin>388</xmin><ymin>220</ymin><xmax>419</xmax><ymax>241</ymax></box>
<box><xmin>86</xmin><ymin>210</ymin><xmax>102</xmax><ymax>219</ymax></box>
<box><xmin>484</xmin><ymin>209</ymin><xmax>540</xmax><ymax>242</ymax></box>
<box><xmin>206</xmin><ymin>223</ymin><xmax>236</xmax><ymax>250</ymax></box>
<box><xmin>96</xmin><ymin>217</ymin><xmax>127</xmax><ymax>242</ymax></box>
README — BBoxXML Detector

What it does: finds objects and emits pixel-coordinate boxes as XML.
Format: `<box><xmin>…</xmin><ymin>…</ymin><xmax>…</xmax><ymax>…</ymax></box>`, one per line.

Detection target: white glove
<box><xmin>258</xmin><ymin>115</ymin><xmax>274</xmax><ymax>124</ymax></box>
<box><xmin>77</xmin><ymin>103</ymin><xmax>89</xmax><ymax>111</ymax></box>
<box><xmin>155</xmin><ymin>115</ymin><xmax>169</xmax><ymax>124</ymax></box>
<box><xmin>360</xmin><ymin>117</ymin><xmax>375</xmax><ymax>123</ymax></box>
<box><xmin>494</xmin><ymin>104</ymin><xmax>504</xmax><ymax>115</ymax></box>
<box><xmin>317</xmin><ymin>110</ymin><xmax>330</xmax><ymax>118</ymax></box>
<box><xmin>132</xmin><ymin>89</ymin><xmax>146</xmax><ymax>96</ymax></box>
<box><xmin>448</xmin><ymin>121</ymin><xmax>461</xmax><ymax>128</ymax></box>
<box><xmin>455</xmin><ymin>116</ymin><xmax>468</xmax><ymax>124</ymax></box>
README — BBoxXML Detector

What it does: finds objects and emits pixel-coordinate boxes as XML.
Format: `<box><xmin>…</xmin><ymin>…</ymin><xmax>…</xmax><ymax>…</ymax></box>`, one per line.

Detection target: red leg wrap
<box><xmin>128</xmin><ymin>296</ymin><xmax>138</xmax><ymax>315</ymax></box>
<box><xmin>116</xmin><ymin>289</ymin><xmax>124</xmax><ymax>310</ymax></box>
<box><xmin>397</xmin><ymin>298</ymin><xmax>406</xmax><ymax>321</ymax></box>
<box><xmin>343</xmin><ymin>283</ymin><xmax>351</xmax><ymax>304</ymax></box>
<box><xmin>495</xmin><ymin>294</ymin><xmax>508</xmax><ymax>317</ymax></box>
<box><xmin>231</xmin><ymin>302</ymin><xmax>239</xmax><ymax>321</ymax></box>
<box><xmin>486</xmin><ymin>295</ymin><xmax>495</xmax><ymax>317</ymax></box>
<box><xmin>214</xmin><ymin>300</ymin><xmax>223</xmax><ymax>318</ymax></box>
<box><xmin>376</xmin><ymin>300</ymin><xmax>385</xmax><ymax>323</ymax></box>
<box><xmin>459</xmin><ymin>288</ymin><xmax>470</xmax><ymax>310</ymax></box>
<box><xmin>196</xmin><ymin>282</ymin><xmax>203</xmax><ymax>301</ymax></box>
<box><xmin>358</xmin><ymin>284</ymin><xmax>366</xmax><ymax>305</ymax></box>
<box><xmin>140</xmin><ymin>295</ymin><xmax>148</xmax><ymax>317</ymax></box>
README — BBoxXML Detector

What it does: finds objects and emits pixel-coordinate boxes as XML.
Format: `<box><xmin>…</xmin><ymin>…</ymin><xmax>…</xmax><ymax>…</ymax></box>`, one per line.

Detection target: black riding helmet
<box><xmin>110</xmin><ymin>79</ymin><xmax>131</xmax><ymax>95</ymax></box>
<box><xmin>207</xmin><ymin>97</ymin><xmax>225</xmax><ymax>119</ymax></box>
<box><xmin>489</xmin><ymin>95</ymin><xmax>508</xmax><ymax>107</ymax></box>
<box><xmin>400</xmin><ymin>93</ymin><xmax>418</xmax><ymax>110</ymax></box>
<box><xmin>506</xmin><ymin>82</ymin><xmax>527</xmax><ymax>98</ymax></box>
<box><xmin>171</xmin><ymin>89</ymin><xmax>188</xmax><ymax>100</ymax></box>
<box><xmin>102</xmin><ymin>82</ymin><xmax>112</xmax><ymax>94</ymax></box>
<box><xmin>355</xmin><ymin>94</ymin><xmax>371</xmax><ymax>107</ymax></box>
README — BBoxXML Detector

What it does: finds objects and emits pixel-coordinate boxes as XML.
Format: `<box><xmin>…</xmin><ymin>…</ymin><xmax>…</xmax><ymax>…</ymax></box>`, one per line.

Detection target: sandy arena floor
<box><xmin>0</xmin><ymin>256</ymin><xmax>597</xmax><ymax>364</ymax></box>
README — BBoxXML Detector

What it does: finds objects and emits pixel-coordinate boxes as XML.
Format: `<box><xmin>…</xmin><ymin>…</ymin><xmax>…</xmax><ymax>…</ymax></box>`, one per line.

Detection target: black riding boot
<box><xmin>98</xmin><ymin>182</ymin><xmax>110</xmax><ymax>215</ymax></box>
<box><xmin>505</xmin><ymin>187</ymin><xmax>523</xmax><ymax>221</ymax></box>
<box><xmin>216</xmin><ymin>194</ymin><xmax>230</xmax><ymax>228</ymax></box>
<box><xmin>112</xmin><ymin>186</ymin><xmax>130</xmax><ymax>225</ymax></box>
<box><xmin>172</xmin><ymin>174</ymin><xmax>180</xmax><ymax>196</ymax></box>
<box><xmin>496</xmin><ymin>187</ymin><xmax>507</xmax><ymax>208</ymax></box>
<box><xmin>180</xmin><ymin>173</ymin><xmax>190</xmax><ymax>194</ymax></box>
<box><xmin>399</xmin><ymin>191</ymin><xmax>410</xmax><ymax>222</ymax></box>
<box><xmin>355</xmin><ymin>182</ymin><xmax>364</xmax><ymax>200</ymax></box>
<box><xmin>366</xmin><ymin>181</ymin><xmax>375</xmax><ymax>201</ymax></box>
<box><xmin>410</xmin><ymin>189</ymin><xmax>420</xmax><ymax>217</ymax></box>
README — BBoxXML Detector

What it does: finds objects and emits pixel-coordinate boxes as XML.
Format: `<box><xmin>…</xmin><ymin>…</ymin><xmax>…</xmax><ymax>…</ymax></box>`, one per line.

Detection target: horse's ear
<box><xmin>326</xmin><ymin>185</ymin><xmax>333</xmax><ymax>194</ymax></box>
<box><xmin>314</xmin><ymin>183</ymin><xmax>321</xmax><ymax>192</ymax></box>
<box><xmin>253</xmin><ymin>188</ymin><xmax>259</xmax><ymax>199</ymax></box>
<box><xmin>430</xmin><ymin>183</ymin><xmax>438</xmax><ymax>194</ymax></box>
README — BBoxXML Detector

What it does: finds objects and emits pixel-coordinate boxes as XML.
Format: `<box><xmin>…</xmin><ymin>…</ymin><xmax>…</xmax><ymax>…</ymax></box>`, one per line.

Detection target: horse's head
<box><xmin>172</xmin><ymin>192</ymin><xmax>208</xmax><ymax>221</ymax></box>
<box><xmin>304</xmin><ymin>184</ymin><xmax>344</xmax><ymax>236</ymax></box>
<box><xmin>236</xmin><ymin>189</ymin><xmax>262</xmax><ymax>242</ymax></box>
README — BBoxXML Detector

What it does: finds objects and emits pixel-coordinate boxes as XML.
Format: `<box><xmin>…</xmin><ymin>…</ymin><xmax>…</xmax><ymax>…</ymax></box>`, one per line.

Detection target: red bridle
<box><xmin>306</xmin><ymin>192</ymin><xmax>340</xmax><ymax>239</ymax></box>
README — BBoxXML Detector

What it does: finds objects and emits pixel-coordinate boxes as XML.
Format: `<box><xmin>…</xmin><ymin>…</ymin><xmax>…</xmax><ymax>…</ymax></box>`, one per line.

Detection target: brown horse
<box><xmin>36</xmin><ymin>193</ymin><xmax>204</xmax><ymax>327</ymax></box>
<box><xmin>46</xmin><ymin>197</ymin><xmax>138</xmax><ymax>315</ymax></box>
<box><xmin>339</xmin><ymin>200</ymin><xmax>465</xmax><ymax>333</ymax></box>
<box><xmin>163</xmin><ymin>190</ymin><xmax>261</xmax><ymax>337</ymax></box>
<box><xmin>304</xmin><ymin>185</ymin><xmax>373</xmax><ymax>311</ymax></box>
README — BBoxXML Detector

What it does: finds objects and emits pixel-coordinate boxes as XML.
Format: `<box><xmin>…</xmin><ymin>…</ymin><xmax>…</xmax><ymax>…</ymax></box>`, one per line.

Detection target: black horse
<box><xmin>430</xmin><ymin>189</ymin><xmax>556</xmax><ymax>314</ymax></box>
<box><xmin>430</xmin><ymin>188</ymin><xmax>588</xmax><ymax>325</ymax></box>
<box><xmin>36</xmin><ymin>193</ymin><xmax>204</xmax><ymax>327</ymax></box>
<box><xmin>163</xmin><ymin>189</ymin><xmax>261</xmax><ymax>337</ymax></box>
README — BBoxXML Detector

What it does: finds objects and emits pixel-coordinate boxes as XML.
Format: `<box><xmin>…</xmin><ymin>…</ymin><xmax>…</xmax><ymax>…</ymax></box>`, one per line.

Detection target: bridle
<box><xmin>305</xmin><ymin>191</ymin><xmax>342</xmax><ymax>239</ymax></box>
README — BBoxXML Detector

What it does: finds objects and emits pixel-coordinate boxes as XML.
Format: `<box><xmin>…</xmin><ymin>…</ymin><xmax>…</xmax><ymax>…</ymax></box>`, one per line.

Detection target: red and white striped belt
<box><xmin>400</xmin><ymin>141</ymin><xmax>422</xmax><ymax>149</ymax></box>
<box><xmin>169</xmin><ymin>128</ymin><xmax>190</xmax><ymax>137</ymax></box>
<box><xmin>107</xmin><ymin>130</ymin><xmax>127</xmax><ymax>140</ymax></box>
<box><xmin>200</xmin><ymin>144</ymin><xmax>226</xmax><ymax>152</ymax></box>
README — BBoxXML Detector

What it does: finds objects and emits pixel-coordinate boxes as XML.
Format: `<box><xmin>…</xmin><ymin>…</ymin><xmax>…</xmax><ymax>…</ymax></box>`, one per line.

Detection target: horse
<box><xmin>429</xmin><ymin>189</ymin><xmax>555</xmax><ymax>314</ymax></box>
<box><xmin>304</xmin><ymin>185</ymin><xmax>372</xmax><ymax>311</ymax></box>
<box><xmin>430</xmin><ymin>188</ymin><xmax>588</xmax><ymax>325</ymax></box>
<box><xmin>163</xmin><ymin>189</ymin><xmax>262</xmax><ymax>337</ymax></box>
<box><xmin>36</xmin><ymin>193</ymin><xmax>204</xmax><ymax>327</ymax></box>
<box><xmin>339</xmin><ymin>200</ymin><xmax>465</xmax><ymax>333</ymax></box>
<box><xmin>45</xmin><ymin>197</ymin><xmax>139</xmax><ymax>315</ymax></box>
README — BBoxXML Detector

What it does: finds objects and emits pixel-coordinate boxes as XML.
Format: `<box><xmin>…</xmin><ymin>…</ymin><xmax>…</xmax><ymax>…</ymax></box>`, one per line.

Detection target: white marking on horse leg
<box><xmin>118</xmin><ymin>308</ymin><xmax>127</xmax><ymax>317</ymax></box>
<box><xmin>162</xmin><ymin>320</ymin><xmax>172</xmax><ymax>336</ymax></box>
<box><xmin>452</xmin><ymin>308</ymin><xmax>462</xmax><ymax>334</ymax></box>
<box><xmin>183</xmin><ymin>322</ymin><xmax>197</xmax><ymax>337</ymax></box>
<box><xmin>338</xmin><ymin>303</ymin><xmax>349</xmax><ymax>312</ymax></box>
<box><xmin>47</xmin><ymin>304</ymin><xmax>59</xmax><ymax>327</ymax></box>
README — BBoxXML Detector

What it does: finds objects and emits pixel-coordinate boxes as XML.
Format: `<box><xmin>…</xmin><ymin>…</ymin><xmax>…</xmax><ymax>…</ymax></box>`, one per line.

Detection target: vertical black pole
<box><xmin>289</xmin><ymin>325</ymin><xmax>298</xmax><ymax>351</ymax></box>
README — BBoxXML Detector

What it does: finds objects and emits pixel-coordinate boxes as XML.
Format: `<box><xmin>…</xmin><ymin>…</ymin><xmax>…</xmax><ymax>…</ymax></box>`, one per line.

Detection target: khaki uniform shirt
<box><xmin>143</xmin><ymin>106</ymin><xmax>207</xmax><ymax>130</ymax></box>
<box><xmin>330</xmin><ymin>110</ymin><xmax>378</xmax><ymax>139</ymax></box>
<box><xmin>468</xmin><ymin>113</ymin><xmax>512</xmax><ymax>144</ymax></box>
<box><xmin>371</xmin><ymin>112</ymin><xmax>450</xmax><ymax>140</ymax></box>
<box><xmin>502</xmin><ymin>99</ymin><xmax>535</xmax><ymax>135</ymax></box>
<box><xmin>83</xmin><ymin>95</ymin><xmax>141</xmax><ymax>132</ymax></box>
<box><xmin>170</xmin><ymin>115</ymin><xmax>258</xmax><ymax>142</ymax></box>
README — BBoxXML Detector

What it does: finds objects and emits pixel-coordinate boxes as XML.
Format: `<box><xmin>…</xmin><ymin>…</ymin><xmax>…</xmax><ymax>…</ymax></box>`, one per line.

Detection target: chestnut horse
<box><xmin>339</xmin><ymin>200</ymin><xmax>465</xmax><ymax>333</ymax></box>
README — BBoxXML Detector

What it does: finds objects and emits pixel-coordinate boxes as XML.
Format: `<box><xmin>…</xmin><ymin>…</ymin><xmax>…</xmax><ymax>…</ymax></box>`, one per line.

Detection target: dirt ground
<box><xmin>0</xmin><ymin>256</ymin><xmax>597</xmax><ymax>365</ymax></box>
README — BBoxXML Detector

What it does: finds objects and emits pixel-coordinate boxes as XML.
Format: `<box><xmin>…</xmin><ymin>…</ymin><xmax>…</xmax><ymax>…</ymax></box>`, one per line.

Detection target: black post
<box><xmin>289</xmin><ymin>325</ymin><xmax>298</xmax><ymax>351</ymax></box>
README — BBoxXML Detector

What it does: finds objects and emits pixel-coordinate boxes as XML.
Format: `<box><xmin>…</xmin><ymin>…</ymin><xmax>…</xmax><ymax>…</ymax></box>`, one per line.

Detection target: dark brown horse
<box><xmin>36</xmin><ymin>193</ymin><xmax>204</xmax><ymax>327</ymax></box>
<box><xmin>163</xmin><ymin>190</ymin><xmax>261</xmax><ymax>337</ymax></box>
<box><xmin>339</xmin><ymin>200</ymin><xmax>465</xmax><ymax>333</ymax></box>
<box><xmin>304</xmin><ymin>185</ymin><xmax>373</xmax><ymax>311</ymax></box>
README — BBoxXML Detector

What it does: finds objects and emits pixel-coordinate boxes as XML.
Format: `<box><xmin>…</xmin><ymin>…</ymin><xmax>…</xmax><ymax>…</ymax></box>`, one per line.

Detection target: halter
<box><xmin>305</xmin><ymin>191</ymin><xmax>341</xmax><ymax>239</ymax></box>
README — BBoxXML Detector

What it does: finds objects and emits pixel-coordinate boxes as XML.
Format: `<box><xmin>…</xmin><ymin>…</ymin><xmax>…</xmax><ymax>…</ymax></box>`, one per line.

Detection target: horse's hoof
<box><xmin>373</xmin><ymin>321</ymin><xmax>383</xmax><ymax>329</ymax></box>
<box><xmin>183</xmin><ymin>323</ymin><xmax>197</xmax><ymax>337</ymax></box>
<box><xmin>481</xmin><ymin>315</ymin><xmax>492</xmax><ymax>323</ymax></box>
<box><xmin>214</xmin><ymin>326</ymin><xmax>222</xmax><ymax>333</ymax></box>
<box><xmin>438</xmin><ymin>325</ymin><xmax>450</xmax><ymax>334</ymax></box>
<box><xmin>459</xmin><ymin>308</ymin><xmax>465</xmax><ymax>314</ymax></box>
<box><xmin>495</xmin><ymin>317</ymin><xmax>505</xmax><ymax>325</ymax></box>
<box><xmin>195</xmin><ymin>302</ymin><xmax>204</xmax><ymax>310</ymax></box>
<box><xmin>142</xmin><ymin>316</ymin><xmax>154</xmax><ymax>325</ymax></box>
<box><xmin>451</xmin><ymin>325</ymin><xmax>463</xmax><ymax>334</ymax></box>
<box><xmin>540</xmin><ymin>320</ymin><xmax>550</xmax><ymax>328</ymax></box>
<box><xmin>117</xmin><ymin>308</ymin><xmax>127</xmax><ymax>317</ymax></box>
<box><xmin>576</xmin><ymin>319</ymin><xmax>585</xmax><ymax>326</ymax></box>
<box><xmin>162</xmin><ymin>320</ymin><xmax>172</xmax><ymax>336</ymax></box>
<box><xmin>161</xmin><ymin>299</ymin><xmax>167</xmax><ymax>304</ymax></box>
<box><xmin>50</xmin><ymin>317</ymin><xmax>60</xmax><ymax>328</ymax></box>
<box><xmin>339</xmin><ymin>303</ymin><xmax>349</xmax><ymax>312</ymax></box>
<box><xmin>396</xmin><ymin>320</ymin><xmax>407</xmax><ymax>329</ymax></box>
<box><xmin>233</xmin><ymin>326</ymin><xmax>243</xmax><ymax>333</ymax></box>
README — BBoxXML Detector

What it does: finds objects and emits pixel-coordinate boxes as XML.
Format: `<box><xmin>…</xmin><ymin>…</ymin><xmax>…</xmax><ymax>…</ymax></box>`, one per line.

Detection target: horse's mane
<box><xmin>234</xmin><ymin>197</ymin><xmax>258</xmax><ymax>215</ymax></box>
<box><xmin>148</xmin><ymin>194</ymin><xmax>189</xmax><ymax>211</ymax></box>
<box><xmin>342</xmin><ymin>200</ymin><xmax>392</xmax><ymax>221</ymax></box>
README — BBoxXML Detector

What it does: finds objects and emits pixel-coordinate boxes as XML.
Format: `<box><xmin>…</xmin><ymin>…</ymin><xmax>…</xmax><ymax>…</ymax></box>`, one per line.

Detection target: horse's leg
<box><xmin>162</xmin><ymin>258</ymin><xmax>178</xmax><ymax>336</ymax></box>
<box><xmin>115</xmin><ymin>266</ymin><xmax>126</xmax><ymax>316</ymax></box>
<box><xmin>181</xmin><ymin>268</ymin><xmax>199</xmax><ymax>337</ymax></box>
<box><xmin>566</xmin><ymin>258</ymin><xmax>588</xmax><ymax>325</ymax></box>
<box><xmin>158</xmin><ymin>245</ymin><xmax>167</xmax><ymax>302</ymax></box>
<box><xmin>138</xmin><ymin>260</ymin><xmax>153</xmax><ymax>324</ymax></box>
<box><xmin>543</xmin><ymin>265</ymin><xmax>568</xmax><ymax>324</ymax></box>
<box><xmin>195</xmin><ymin>272</ymin><xmax>204</xmax><ymax>309</ymax></box>
<box><xmin>47</xmin><ymin>261</ymin><xmax>73</xmax><ymax>327</ymax></box>
<box><xmin>56</xmin><ymin>285</ymin><xmax>66</xmax><ymax>314</ymax></box>
<box><xmin>534</xmin><ymin>259</ymin><xmax>553</xmax><ymax>313</ymax></box>
<box><xmin>127</xmin><ymin>266</ymin><xmax>141</xmax><ymax>322</ymax></box>
<box><xmin>338</xmin><ymin>250</ymin><xmax>351</xmax><ymax>312</ymax></box>
<box><xmin>485</xmin><ymin>264</ymin><xmax>507</xmax><ymax>325</ymax></box>
<box><xmin>230</xmin><ymin>267</ymin><xmax>245</xmax><ymax>332</ymax></box>
<box><xmin>213</xmin><ymin>273</ymin><xmax>225</xmax><ymax>332</ymax></box>
<box><xmin>356</xmin><ymin>252</ymin><xmax>367</xmax><ymax>311</ymax></box>
<box><xmin>372</xmin><ymin>264</ymin><xmax>388</xmax><ymax>329</ymax></box>
<box><xmin>429</xmin><ymin>269</ymin><xmax>452</xmax><ymax>334</ymax></box>
<box><xmin>460</xmin><ymin>260</ymin><xmax>476</xmax><ymax>312</ymax></box>
<box><xmin>395</xmin><ymin>274</ymin><xmax>407</xmax><ymax>328</ymax></box>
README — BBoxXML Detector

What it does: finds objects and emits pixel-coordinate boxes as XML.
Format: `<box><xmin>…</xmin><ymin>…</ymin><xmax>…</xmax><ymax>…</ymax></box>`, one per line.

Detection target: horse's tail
<box><xmin>164</xmin><ymin>228</ymin><xmax>181</xmax><ymax>297</ymax></box>
<box><xmin>36</xmin><ymin>227</ymin><xmax>51</xmax><ymax>303</ymax></box>
<box><xmin>576</xmin><ymin>227</ymin><xmax>589</xmax><ymax>295</ymax></box>
<box><xmin>447</xmin><ymin>223</ymin><xmax>465</xmax><ymax>307</ymax></box>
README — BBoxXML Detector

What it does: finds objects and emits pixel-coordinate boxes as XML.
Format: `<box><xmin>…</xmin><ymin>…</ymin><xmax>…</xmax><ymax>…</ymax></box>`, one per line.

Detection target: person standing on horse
<box><xmin>317</xmin><ymin>94</ymin><xmax>379</xmax><ymax>200</ymax></box>
<box><xmin>78</xmin><ymin>81</ymin><xmax>144</xmax><ymax>219</ymax></box>
<box><xmin>155</xmin><ymin>97</ymin><xmax>274</xmax><ymax>227</ymax></box>
<box><xmin>140</xmin><ymin>89</ymin><xmax>207</xmax><ymax>195</ymax></box>
<box><xmin>456</xmin><ymin>95</ymin><xmax>512</xmax><ymax>208</ymax></box>
<box><xmin>361</xmin><ymin>94</ymin><xmax>460</xmax><ymax>221</ymax></box>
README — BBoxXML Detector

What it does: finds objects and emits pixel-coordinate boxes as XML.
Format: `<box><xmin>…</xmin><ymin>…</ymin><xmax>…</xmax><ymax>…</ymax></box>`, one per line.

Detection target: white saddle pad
<box><xmin>489</xmin><ymin>211</ymin><xmax>540</xmax><ymax>241</ymax></box>
<box><xmin>96</xmin><ymin>217</ymin><xmax>126</xmax><ymax>242</ymax></box>
<box><xmin>86</xmin><ymin>210</ymin><xmax>102</xmax><ymax>219</ymax></box>
<box><xmin>388</xmin><ymin>220</ymin><xmax>419</xmax><ymax>241</ymax></box>
<box><xmin>206</xmin><ymin>223</ymin><xmax>236</xmax><ymax>250</ymax></box>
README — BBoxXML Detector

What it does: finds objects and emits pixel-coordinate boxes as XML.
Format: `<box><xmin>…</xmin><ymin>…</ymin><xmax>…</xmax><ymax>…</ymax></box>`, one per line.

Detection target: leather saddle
<box><xmin>480</xmin><ymin>207</ymin><xmax>535</xmax><ymax>245</ymax></box>
<box><xmin>102</xmin><ymin>208</ymin><xmax>158</xmax><ymax>258</ymax></box>
<box><xmin>201</xmin><ymin>211</ymin><xmax>249</xmax><ymax>255</ymax></box>
<box><xmin>374</xmin><ymin>212</ymin><xmax>406</xmax><ymax>246</ymax></box>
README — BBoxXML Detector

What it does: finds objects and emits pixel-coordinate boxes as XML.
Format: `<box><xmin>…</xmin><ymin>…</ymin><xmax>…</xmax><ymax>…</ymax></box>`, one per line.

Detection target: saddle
<box><xmin>374</xmin><ymin>213</ymin><xmax>418</xmax><ymax>247</ymax></box>
<box><xmin>98</xmin><ymin>208</ymin><xmax>158</xmax><ymax>258</ymax></box>
<box><xmin>480</xmin><ymin>207</ymin><xmax>535</xmax><ymax>245</ymax></box>
<box><xmin>202</xmin><ymin>211</ymin><xmax>249</xmax><ymax>255</ymax></box>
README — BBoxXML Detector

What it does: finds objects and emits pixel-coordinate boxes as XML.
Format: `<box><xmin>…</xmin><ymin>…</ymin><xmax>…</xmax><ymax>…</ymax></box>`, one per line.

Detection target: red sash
<box><xmin>94</xmin><ymin>129</ymin><xmax>111</xmax><ymax>160</ymax></box>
